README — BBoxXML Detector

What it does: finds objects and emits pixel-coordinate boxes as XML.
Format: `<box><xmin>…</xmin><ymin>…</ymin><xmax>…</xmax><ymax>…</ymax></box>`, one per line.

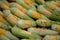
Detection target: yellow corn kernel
<box><xmin>0</xmin><ymin>15</ymin><xmax>5</xmax><ymax>23</ymax></box>
<box><xmin>7</xmin><ymin>14</ymin><xmax>18</xmax><ymax>24</ymax></box>
<box><xmin>32</xmin><ymin>11</ymin><xmax>41</xmax><ymax>19</ymax></box>
<box><xmin>0</xmin><ymin>3</ymin><xmax>10</xmax><ymax>10</ymax></box>
<box><xmin>0</xmin><ymin>29</ymin><xmax>6</xmax><ymax>35</ymax></box>
<box><xmin>43</xmin><ymin>9</ymin><xmax>51</xmax><ymax>15</ymax></box>
<box><xmin>24</xmin><ymin>20</ymin><xmax>32</xmax><ymax>28</ymax></box>
<box><xmin>47</xmin><ymin>4</ymin><xmax>56</xmax><ymax>10</ymax></box>
<box><xmin>17</xmin><ymin>3</ymin><xmax>27</xmax><ymax>13</ymax></box>
<box><xmin>24</xmin><ymin>0</ymin><xmax>34</xmax><ymax>6</ymax></box>
<box><xmin>49</xmin><ymin>35</ymin><xmax>57</xmax><ymax>40</ymax></box>
<box><xmin>54</xmin><ymin>2</ymin><xmax>60</xmax><ymax>7</ymax></box>
<box><xmin>14</xmin><ymin>9</ymin><xmax>25</xmax><ymax>18</ymax></box>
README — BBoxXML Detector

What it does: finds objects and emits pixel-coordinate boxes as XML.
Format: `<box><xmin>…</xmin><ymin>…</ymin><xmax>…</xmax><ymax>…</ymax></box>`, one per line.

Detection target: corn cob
<box><xmin>51</xmin><ymin>24</ymin><xmax>60</xmax><ymax>32</ymax></box>
<box><xmin>44</xmin><ymin>1</ymin><xmax>60</xmax><ymax>16</ymax></box>
<box><xmin>1</xmin><ymin>0</ymin><xmax>10</xmax><ymax>7</ymax></box>
<box><xmin>0</xmin><ymin>28</ymin><xmax>19</xmax><ymax>40</ymax></box>
<box><xmin>10</xmin><ymin>7</ymin><xmax>34</xmax><ymax>21</ymax></box>
<box><xmin>26</xmin><ymin>10</ymin><xmax>42</xmax><ymax>19</ymax></box>
<box><xmin>28</xmin><ymin>27</ymin><xmax>58</xmax><ymax>36</ymax></box>
<box><xmin>0</xmin><ymin>22</ymin><xmax>11</xmax><ymax>30</ymax></box>
<box><xmin>0</xmin><ymin>35</ymin><xmax>10</xmax><ymax>40</ymax></box>
<box><xmin>43</xmin><ymin>1</ymin><xmax>57</xmax><ymax>12</ymax></box>
<box><xmin>0</xmin><ymin>1</ymin><xmax>10</xmax><ymax>10</ymax></box>
<box><xmin>43</xmin><ymin>35</ymin><xmax>60</xmax><ymax>40</ymax></box>
<box><xmin>11</xmin><ymin>26</ymin><xmax>42</xmax><ymax>40</ymax></box>
<box><xmin>16</xmin><ymin>19</ymin><xmax>36</xmax><ymax>29</ymax></box>
<box><xmin>35</xmin><ymin>0</ymin><xmax>45</xmax><ymax>4</ymax></box>
<box><xmin>10</xmin><ymin>2</ymin><xmax>27</xmax><ymax>13</ymax></box>
<box><xmin>54</xmin><ymin>1</ymin><xmax>60</xmax><ymax>7</ymax></box>
<box><xmin>0</xmin><ymin>15</ymin><xmax>12</xmax><ymax>29</ymax></box>
<box><xmin>3</xmin><ymin>10</ymin><xmax>36</xmax><ymax>29</ymax></box>
<box><xmin>3</xmin><ymin>10</ymin><xmax>18</xmax><ymax>25</ymax></box>
<box><xmin>45</xmin><ymin>1</ymin><xmax>57</xmax><ymax>10</ymax></box>
<box><xmin>16</xmin><ymin>0</ymin><xmax>36</xmax><ymax>10</ymax></box>
<box><xmin>36</xmin><ymin>17</ymin><xmax>60</xmax><ymax>27</ymax></box>
<box><xmin>36</xmin><ymin>18</ymin><xmax>52</xmax><ymax>27</ymax></box>
<box><xmin>37</xmin><ymin>5</ymin><xmax>60</xmax><ymax>21</ymax></box>
<box><xmin>27</xmin><ymin>10</ymin><xmax>51</xmax><ymax>20</ymax></box>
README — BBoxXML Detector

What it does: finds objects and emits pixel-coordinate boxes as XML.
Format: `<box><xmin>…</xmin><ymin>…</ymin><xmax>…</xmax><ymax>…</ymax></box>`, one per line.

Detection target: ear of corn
<box><xmin>54</xmin><ymin>1</ymin><xmax>60</xmax><ymax>7</ymax></box>
<box><xmin>1</xmin><ymin>0</ymin><xmax>10</xmax><ymax>6</ymax></box>
<box><xmin>16</xmin><ymin>0</ymin><xmax>29</xmax><ymax>9</ymax></box>
<box><xmin>26</xmin><ymin>10</ymin><xmax>41</xmax><ymax>19</ymax></box>
<box><xmin>0</xmin><ymin>22</ymin><xmax>12</xmax><ymax>30</ymax></box>
<box><xmin>37</xmin><ymin>5</ymin><xmax>52</xmax><ymax>17</ymax></box>
<box><xmin>45</xmin><ymin>1</ymin><xmax>57</xmax><ymax>10</ymax></box>
<box><xmin>27</xmin><ymin>10</ymin><xmax>53</xmax><ymax>20</ymax></box>
<box><xmin>5</xmin><ymin>31</ymin><xmax>19</xmax><ymax>40</ymax></box>
<box><xmin>36</xmin><ymin>18</ymin><xmax>53</xmax><ymax>27</ymax></box>
<box><xmin>36</xmin><ymin>18</ymin><xmax>60</xmax><ymax>27</ymax></box>
<box><xmin>28</xmin><ymin>27</ymin><xmax>58</xmax><ymax>36</ymax></box>
<box><xmin>11</xmin><ymin>26</ymin><xmax>42</xmax><ymax>39</ymax></box>
<box><xmin>44</xmin><ymin>1</ymin><xmax>60</xmax><ymax>16</ymax></box>
<box><xmin>36</xmin><ymin>14</ymin><xmax>60</xmax><ymax>27</ymax></box>
<box><xmin>0</xmin><ymin>15</ymin><xmax>12</xmax><ymax>30</ymax></box>
<box><xmin>3</xmin><ymin>10</ymin><xmax>18</xmax><ymax>25</ymax></box>
<box><xmin>16</xmin><ymin>19</ymin><xmax>36</xmax><ymax>29</ymax></box>
<box><xmin>0</xmin><ymin>28</ymin><xmax>19</xmax><ymax>40</ymax></box>
<box><xmin>16</xmin><ymin>0</ymin><xmax>36</xmax><ymax>10</ymax></box>
<box><xmin>44</xmin><ymin>1</ymin><xmax>58</xmax><ymax>13</ymax></box>
<box><xmin>0</xmin><ymin>1</ymin><xmax>10</xmax><ymax>10</ymax></box>
<box><xmin>10</xmin><ymin>7</ymin><xmax>34</xmax><ymax>21</ymax></box>
<box><xmin>37</xmin><ymin>5</ymin><xmax>60</xmax><ymax>21</ymax></box>
<box><xmin>10</xmin><ymin>2</ymin><xmax>27</xmax><ymax>13</ymax></box>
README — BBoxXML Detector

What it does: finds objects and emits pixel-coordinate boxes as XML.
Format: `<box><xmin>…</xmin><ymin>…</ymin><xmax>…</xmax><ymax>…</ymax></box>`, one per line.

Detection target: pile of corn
<box><xmin>0</xmin><ymin>0</ymin><xmax>60</xmax><ymax>40</ymax></box>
